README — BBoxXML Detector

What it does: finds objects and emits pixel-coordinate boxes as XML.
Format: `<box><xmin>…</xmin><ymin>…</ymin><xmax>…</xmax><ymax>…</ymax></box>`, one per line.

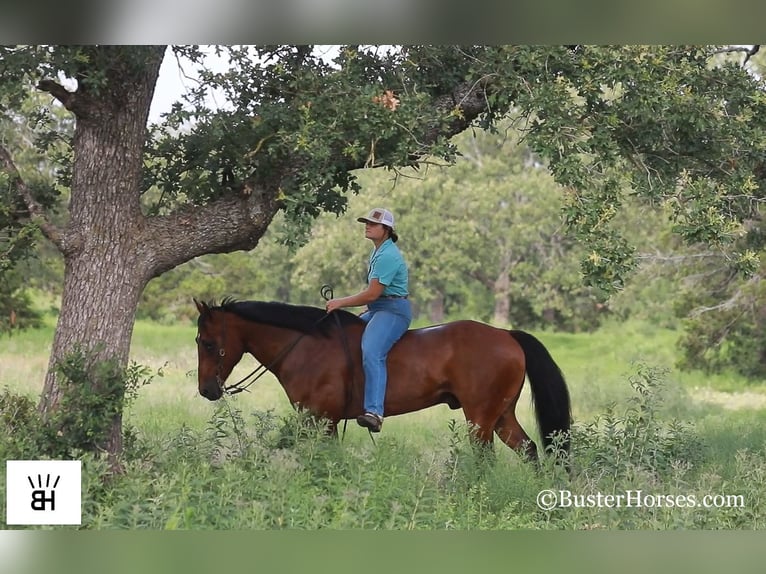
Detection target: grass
<box><xmin>4</xmin><ymin>314</ymin><xmax>766</xmax><ymax>456</ymax></box>
<box><xmin>5</xmin><ymin>314</ymin><xmax>763</xmax><ymax>428</ymax></box>
<box><xmin>2</xmin><ymin>315</ymin><xmax>766</xmax><ymax>529</ymax></box>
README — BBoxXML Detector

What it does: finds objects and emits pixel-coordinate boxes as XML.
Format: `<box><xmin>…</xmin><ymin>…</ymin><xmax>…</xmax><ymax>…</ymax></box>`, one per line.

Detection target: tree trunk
<box><xmin>428</xmin><ymin>293</ymin><xmax>445</xmax><ymax>323</ymax></box>
<box><xmin>35</xmin><ymin>47</ymin><xmax>282</xmax><ymax>466</ymax></box>
<box><xmin>40</xmin><ymin>243</ymin><xmax>149</xmax><ymax>456</ymax></box>
<box><xmin>492</xmin><ymin>271</ymin><xmax>511</xmax><ymax>327</ymax></box>
<box><xmin>492</xmin><ymin>252</ymin><xmax>514</xmax><ymax>327</ymax></box>
<box><xmin>38</xmin><ymin>47</ymin><xmax>166</xmax><ymax>465</ymax></box>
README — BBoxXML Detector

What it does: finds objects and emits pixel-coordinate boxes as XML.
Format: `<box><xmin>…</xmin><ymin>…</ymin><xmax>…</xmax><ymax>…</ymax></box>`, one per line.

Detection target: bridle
<box><xmin>197</xmin><ymin>308</ymin><xmax>327</xmax><ymax>397</ymax></box>
<box><xmin>196</xmin><ymin>285</ymin><xmax>349</xmax><ymax>397</ymax></box>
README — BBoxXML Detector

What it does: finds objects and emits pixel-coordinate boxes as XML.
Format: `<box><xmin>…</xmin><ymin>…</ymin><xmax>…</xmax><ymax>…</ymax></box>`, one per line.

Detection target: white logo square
<box><xmin>6</xmin><ymin>460</ymin><xmax>82</xmax><ymax>525</ymax></box>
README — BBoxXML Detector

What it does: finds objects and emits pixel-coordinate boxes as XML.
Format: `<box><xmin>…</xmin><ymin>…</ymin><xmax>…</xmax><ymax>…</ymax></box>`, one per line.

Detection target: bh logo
<box><xmin>6</xmin><ymin>460</ymin><xmax>81</xmax><ymax>525</ymax></box>
<box><xmin>28</xmin><ymin>473</ymin><xmax>61</xmax><ymax>511</ymax></box>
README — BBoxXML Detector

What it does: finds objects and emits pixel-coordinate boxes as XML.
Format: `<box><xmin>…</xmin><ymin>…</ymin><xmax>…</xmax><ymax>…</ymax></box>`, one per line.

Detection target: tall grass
<box><xmin>2</xmin><ymin>317</ymin><xmax>766</xmax><ymax>529</ymax></box>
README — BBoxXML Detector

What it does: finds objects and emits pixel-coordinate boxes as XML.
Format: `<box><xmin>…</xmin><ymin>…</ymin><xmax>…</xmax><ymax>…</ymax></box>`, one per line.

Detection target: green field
<box><xmin>2</xmin><ymin>316</ymin><xmax>766</xmax><ymax>529</ymax></box>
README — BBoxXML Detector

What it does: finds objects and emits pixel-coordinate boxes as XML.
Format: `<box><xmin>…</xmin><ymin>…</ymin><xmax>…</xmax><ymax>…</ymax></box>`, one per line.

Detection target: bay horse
<box><xmin>193</xmin><ymin>298</ymin><xmax>571</xmax><ymax>461</ymax></box>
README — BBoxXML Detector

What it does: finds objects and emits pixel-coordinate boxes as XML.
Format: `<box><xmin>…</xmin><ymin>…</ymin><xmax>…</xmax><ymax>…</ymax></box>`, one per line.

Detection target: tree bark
<box><xmin>37</xmin><ymin>47</ymin><xmax>167</xmax><ymax>464</ymax></box>
<box><xmin>428</xmin><ymin>293</ymin><xmax>445</xmax><ymax>323</ymax></box>
<box><xmin>34</xmin><ymin>47</ymin><xmax>283</xmax><ymax>464</ymax></box>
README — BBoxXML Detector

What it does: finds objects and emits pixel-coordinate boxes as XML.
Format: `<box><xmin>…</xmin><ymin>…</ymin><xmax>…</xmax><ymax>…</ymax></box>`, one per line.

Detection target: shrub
<box><xmin>0</xmin><ymin>348</ymin><xmax>155</xmax><ymax>460</ymax></box>
<box><xmin>0</xmin><ymin>386</ymin><xmax>42</xmax><ymax>459</ymax></box>
<box><xmin>571</xmin><ymin>363</ymin><xmax>705</xmax><ymax>483</ymax></box>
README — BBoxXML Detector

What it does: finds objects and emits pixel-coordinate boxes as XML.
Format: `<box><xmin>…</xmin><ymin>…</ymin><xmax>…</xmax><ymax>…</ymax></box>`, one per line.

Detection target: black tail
<box><xmin>509</xmin><ymin>330</ymin><xmax>572</xmax><ymax>454</ymax></box>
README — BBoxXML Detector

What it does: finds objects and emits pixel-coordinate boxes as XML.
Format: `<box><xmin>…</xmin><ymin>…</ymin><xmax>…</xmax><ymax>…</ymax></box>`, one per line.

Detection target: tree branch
<box><xmin>688</xmin><ymin>275</ymin><xmax>761</xmax><ymax>318</ymax></box>
<box><xmin>328</xmin><ymin>78</ymin><xmax>492</xmax><ymax>175</ymax></box>
<box><xmin>424</xmin><ymin>78</ymin><xmax>492</xmax><ymax>148</ymax></box>
<box><xmin>469</xmin><ymin>268</ymin><xmax>493</xmax><ymax>289</ymax></box>
<box><xmin>143</xmin><ymin>183</ymin><xmax>280</xmax><ymax>278</ymax></box>
<box><xmin>635</xmin><ymin>251</ymin><xmax>722</xmax><ymax>264</ymax></box>
<box><xmin>0</xmin><ymin>144</ymin><xmax>65</xmax><ymax>252</ymax></box>
<box><xmin>37</xmin><ymin>79</ymin><xmax>80</xmax><ymax>113</ymax></box>
<box><xmin>711</xmin><ymin>45</ymin><xmax>760</xmax><ymax>65</ymax></box>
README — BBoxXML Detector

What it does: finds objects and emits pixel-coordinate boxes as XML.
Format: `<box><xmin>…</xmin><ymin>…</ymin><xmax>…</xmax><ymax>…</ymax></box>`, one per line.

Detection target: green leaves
<box><xmin>498</xmin><ymin>45</ymin><xmax>766</xmax><ymax>293</ymax></box>
<box><xmin>7</xmin><ymin>44</ymin><xmax>766</xmax><ymax>356</ymax></box>
<box><xmin>141</xmin><ymin>46</ymin><xmax>499</xmax><ymax>246</ymax></box>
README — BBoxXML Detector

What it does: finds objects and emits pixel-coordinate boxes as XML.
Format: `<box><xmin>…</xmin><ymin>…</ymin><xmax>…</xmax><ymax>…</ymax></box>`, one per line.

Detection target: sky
<box><xmin>148</xmin><ymin>45</ymin><xmax>344</xmax><ymax>124</ymax></box>
<box><xmin>148</xmin><ymin>47</ymin><xmax>229</xmax><ymax>124</ymax></box>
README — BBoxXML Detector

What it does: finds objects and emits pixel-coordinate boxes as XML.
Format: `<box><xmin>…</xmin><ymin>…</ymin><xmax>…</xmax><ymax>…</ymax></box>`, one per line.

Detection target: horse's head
<box><xmin>193</xmin><ymin>298</ymin><xmax>245</xmax><ymax>401</ymax></box>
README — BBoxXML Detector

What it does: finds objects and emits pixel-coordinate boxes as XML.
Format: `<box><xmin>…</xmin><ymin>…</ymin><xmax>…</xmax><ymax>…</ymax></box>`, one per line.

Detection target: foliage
<box><xmin>390</xmin><ymin>125</ymin><xmax>603</xmax><ymax>330</ymax></box>
<box><xmin>5</xmin><ymin>365</ymin><xmax>765</xmax><ymax>529</ymax></box>
<box><xmin>675</xmin><ymin>260</ymin><xmax>766</xmax><ymax>378</ymax></box>
<box><xmin>289</xmin><ymin>124</ymin><xmax>608</xmax><ymax>330</ymax></box>
<box><xmin>3</xmin><ymin>315</ymin><xmax>766</xmax><ymax>529</ymax></box>
<box><xmin>6</xmin><ymin>44</ymin><xmax>766</xmax><ymax>462</ymax></box>
<box><xmin>138</xmin><ymin>123</ymin><xmax>608</xmax><ymax>330</ymax></box>
<box><xmin>537</xmin><ymin>364</ymin><xmax>766</xmax><ymax>529</ymax></box>
<box><xmin>571</xmin><ymin>364</ymin><xmax>705</xmax><ymax>481</ymax></box>
<box><xmin>0</xmin><ymin>349</ymin><xmax>156</xmax><ymax>459</ymax></box>
<box><xmin>0</xmin><ymin>386</ymin><xmax>41</xmax><ymax>458</ymax></box>
<box><xmin>0</xmin><ymin>88</ymin><xmax>68</xmax><ymax>332</ymax></box>
<box><xmin>495</xmin><ymin>46</ymin><xmax>766</xmax><ymax>294</ymax></box>
<box><xmin>0</xmin><ymin>267</ymin><xmax>42</xmax><ymax>332</ymax></box>
<box><xmin>2</xmin><ymin>45</ymin><xmax>509</xmax><ymax>457</ymax></box>
<box><xmin>7</xmin><ymin>45</ymin><xmax>760</xmax><ymax>289</ymax></box>
<box><xmin>49</xmin><ymin>347</ymin><xmax>155</xmax><ymax>455</ymax></box>
<box><xmin>142</xmin><ymin>45</ymin><xmax>481</xmax><ymax>243</ymax></box>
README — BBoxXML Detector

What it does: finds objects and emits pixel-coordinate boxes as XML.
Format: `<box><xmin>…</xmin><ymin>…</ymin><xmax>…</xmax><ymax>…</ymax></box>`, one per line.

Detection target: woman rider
<box><xmin>325</xmin><ymin>208</ymin><xmax>411</xmax><ymax>432</ymax></box>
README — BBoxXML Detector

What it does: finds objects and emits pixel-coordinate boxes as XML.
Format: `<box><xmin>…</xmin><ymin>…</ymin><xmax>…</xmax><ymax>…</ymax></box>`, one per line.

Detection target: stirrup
<box><xmin>356</xmin><ymin>412</ymin><xmax>383</xmax><ymax>432</ymax></box>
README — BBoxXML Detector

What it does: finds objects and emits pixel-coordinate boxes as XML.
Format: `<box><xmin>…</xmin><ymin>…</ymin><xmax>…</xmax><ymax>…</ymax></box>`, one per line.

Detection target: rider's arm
<box><xmin>325</xmin><ymin>279</ymin><xmax>384</xmax><ymax>312</ymax></box>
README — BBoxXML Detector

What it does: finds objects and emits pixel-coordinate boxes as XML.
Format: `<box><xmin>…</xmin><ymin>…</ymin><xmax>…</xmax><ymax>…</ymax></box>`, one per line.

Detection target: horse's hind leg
<box><xmin>457</xmin><ymin>411</ymin><xmax>497</xmax><ymax>467</ymax></box>
<box><xmin>495</xmin><ymin>409</ymin><xmax>539</xmax><ymax>462</ymax></box>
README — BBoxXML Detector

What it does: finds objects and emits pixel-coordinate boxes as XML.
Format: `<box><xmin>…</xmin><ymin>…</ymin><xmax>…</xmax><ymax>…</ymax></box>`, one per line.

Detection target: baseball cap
<box><xmin>357</xmin><ymin>208</ymin><xmax>395</xmax><ymax>228</ymax></box>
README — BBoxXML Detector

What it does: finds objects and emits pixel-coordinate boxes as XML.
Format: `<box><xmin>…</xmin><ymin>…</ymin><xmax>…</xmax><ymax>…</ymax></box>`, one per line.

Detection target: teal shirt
<box><xmin>368</xmin><ymin>239</ymin><xmax>409</xmax><ymax>297</ymax></box>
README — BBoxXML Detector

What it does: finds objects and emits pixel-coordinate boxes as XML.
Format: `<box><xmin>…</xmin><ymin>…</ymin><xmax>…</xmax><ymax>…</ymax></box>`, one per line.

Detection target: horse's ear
<box><xmin>193</xmin><ymin>297</ymin><xmax>208</xmax><ymax>315</ymax></box>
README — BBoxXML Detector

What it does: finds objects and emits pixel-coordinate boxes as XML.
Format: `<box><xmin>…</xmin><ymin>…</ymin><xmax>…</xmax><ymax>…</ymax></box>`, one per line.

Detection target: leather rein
<box><xmin>202</xmin><ymin>286</ymin><xmax>357</xmax><ymax>413</ymax></box>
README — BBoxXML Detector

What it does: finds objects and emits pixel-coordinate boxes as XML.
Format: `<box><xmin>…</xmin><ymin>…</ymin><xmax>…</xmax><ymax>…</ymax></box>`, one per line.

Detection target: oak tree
<box><xmin>3</xmin><ymin>45</ymin><xmax>765</xmax><ymax>457</ymax></box>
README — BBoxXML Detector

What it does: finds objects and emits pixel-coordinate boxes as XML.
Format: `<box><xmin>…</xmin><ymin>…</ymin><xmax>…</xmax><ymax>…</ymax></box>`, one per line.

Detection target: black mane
<box><xmin>204</xmin><ymin>298</ymin><xmax>364</xmax><ymax>336</ymax></box>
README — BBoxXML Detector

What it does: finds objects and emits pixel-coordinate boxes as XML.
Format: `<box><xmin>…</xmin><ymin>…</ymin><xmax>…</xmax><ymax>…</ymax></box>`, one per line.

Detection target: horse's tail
<box><xmin>509</xmin><ymin>330</ymin><xmax>572</xmax><ymax>454</ymax></box>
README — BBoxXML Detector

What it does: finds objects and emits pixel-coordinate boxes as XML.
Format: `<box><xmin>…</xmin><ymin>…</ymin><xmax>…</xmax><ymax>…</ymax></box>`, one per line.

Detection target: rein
<box><xmin>220</xmin><ymin>303</ymin><xmax>330</xmax><ymax>396</ymax></box>
<box><xmin>222</xmin><ymin>327</ymin><xmax>313</xmax><ymax>395</ymax></box>
<box><xmin>216</xmin><ymin>286</ymin><xmax>356</xmax><ymax>412</ymax></box>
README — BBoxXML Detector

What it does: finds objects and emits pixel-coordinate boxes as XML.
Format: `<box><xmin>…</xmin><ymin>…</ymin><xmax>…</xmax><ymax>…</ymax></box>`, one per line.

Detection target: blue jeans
<box><xmin>358</xmin><ymin>298</ymin><xmax>412</xmax><ymax>416</ymax></box>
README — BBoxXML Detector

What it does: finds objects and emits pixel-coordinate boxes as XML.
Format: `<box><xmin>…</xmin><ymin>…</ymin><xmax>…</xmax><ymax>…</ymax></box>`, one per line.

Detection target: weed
<box><xmin>0</xmin><ymin>347</ymin><xmax>158</xmax><ymax>460</ymax></box>
<box><xmin>571</xmin><ymin>363</ymin><xmax>705</xmax><ymax>484</ymax></box>
<box><xmin>3</xmin><ymin>324</ymin><xmax>764</xmax><ymax>529</ymax></box>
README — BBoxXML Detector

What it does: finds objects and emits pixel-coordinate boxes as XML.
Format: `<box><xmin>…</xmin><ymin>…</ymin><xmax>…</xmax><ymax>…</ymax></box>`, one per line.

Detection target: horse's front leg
<box><xmin>307</xmin><ymin>412</ymin><xmax>339</xmax><ymax>439</ymax></box>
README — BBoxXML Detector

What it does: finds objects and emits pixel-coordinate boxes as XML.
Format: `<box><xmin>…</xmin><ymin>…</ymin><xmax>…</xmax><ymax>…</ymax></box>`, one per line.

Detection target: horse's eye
<box><xmin>196</xmin><ymin>335</ymin><xmax>216</xmax><ymax>353</ymax></box>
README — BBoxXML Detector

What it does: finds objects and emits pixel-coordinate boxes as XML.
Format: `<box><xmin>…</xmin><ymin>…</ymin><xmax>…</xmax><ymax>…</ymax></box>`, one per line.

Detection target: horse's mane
<box><xmin>203</xmin><ymin>298</ymin><xmax>364</xmax><ymax>337</ymax></box>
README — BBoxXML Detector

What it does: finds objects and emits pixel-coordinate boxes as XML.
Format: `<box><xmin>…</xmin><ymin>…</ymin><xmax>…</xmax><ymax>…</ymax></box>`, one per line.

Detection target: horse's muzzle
<box><xmin>199</xmin><ymin>385</ymin><xmax>223</xmax><ymax>401</ymax></box>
